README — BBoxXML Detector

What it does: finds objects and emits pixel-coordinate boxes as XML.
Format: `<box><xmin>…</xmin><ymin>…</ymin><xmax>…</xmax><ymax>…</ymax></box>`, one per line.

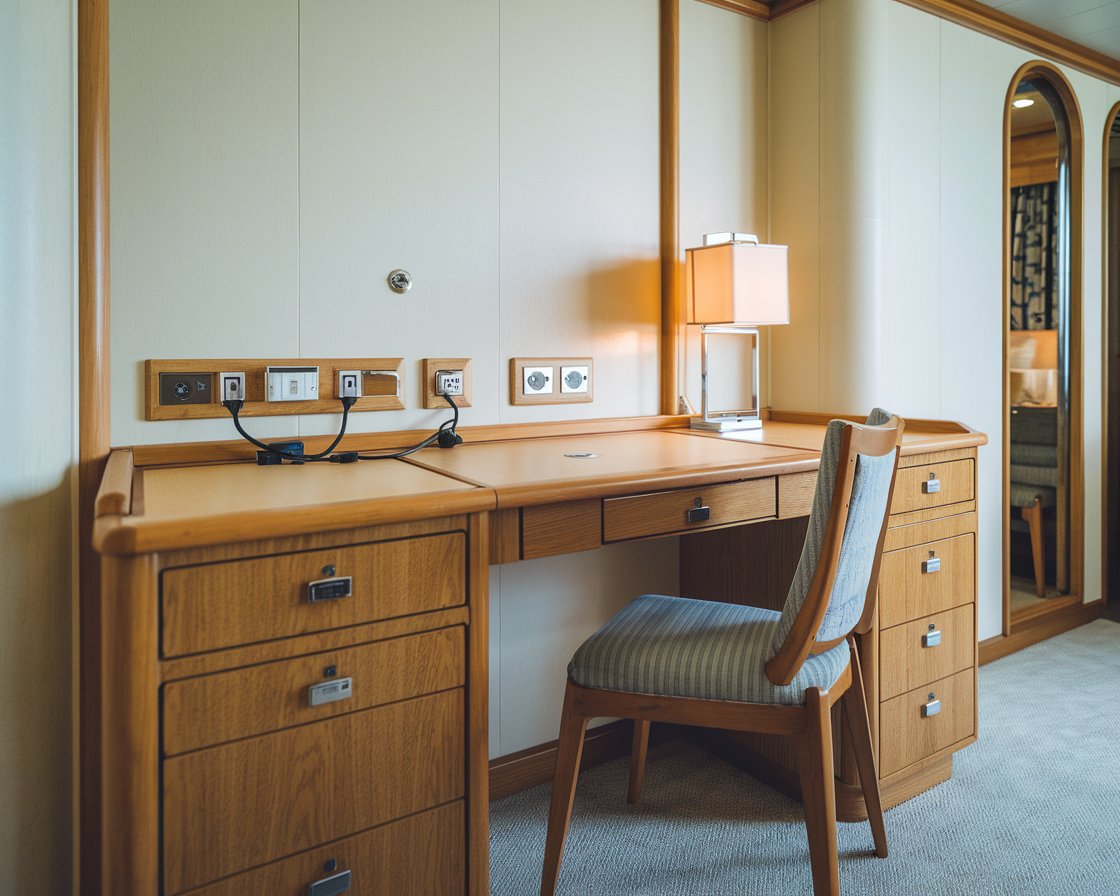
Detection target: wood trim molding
<box><xmin>980</xmin><ymin>600</ymin><xmax>1107</xmax><ymax>664</ymax></box>
<box><xmin>660</xmin><ymin>0</ymin><xmax>681</xmax><ymax>415</ymax></box>
<box><xmin>896</xmin><ymin>0</ymin><xmax>1120</xmax><ymax>87</ymax></box>
<box><xmin>78</xmin><ymin>0</ymin><xmax>111</xmax><ymax>890</ymax></box>
<box><xmin>1101</xmin><ymin>103</ymin><xmax>1120</xmax><ymax>606</ymax></box>
<box><xmin>694</xmin><ymin>0</ymin><xmax>771</xmax><ymax>21</ymax></box>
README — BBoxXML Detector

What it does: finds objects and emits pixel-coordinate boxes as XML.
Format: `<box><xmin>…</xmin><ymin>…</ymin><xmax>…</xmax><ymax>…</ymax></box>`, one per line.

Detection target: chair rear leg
<box><xmin>842</xmin><ymin>643</ymin><xmax>887</xmax><ymax>858</ymax></box>
<box><xmin>541</xmin><ymin>680</ymin><xmax>590</xmax><ymax>896</ymax></box>
<box><xmin>627</xmin><ymin>719</ymin><xmax>650</xmax><ymax>805</ymax></box>
<box><xmin>798</xmin><ymin>687</ymin><xmax>840</xmax><ymax>896</ymax></box>
<box><xmin>1022</xmin><ymin>500</ymin><xmax>1046</xmax><ymax>597</ymax></box>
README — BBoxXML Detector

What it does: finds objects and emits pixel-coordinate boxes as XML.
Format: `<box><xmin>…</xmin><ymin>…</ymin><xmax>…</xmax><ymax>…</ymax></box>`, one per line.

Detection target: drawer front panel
<box><xmin>879</xmin><ymin>604</ymin><xmax>974</xmax><ymax>701</ymax></box>
<box><xmin>879</xmin><ymin>668</ymin><xmax>975</xmax><ymax>777</ymax></box>
<box><xmin>603</xmin><ymin>478</ymin><xmax>776</xmax><ymax>542</ymax></box>
<box><xmin>161</xmin><ymin>532</ymin><xmax>466</xmax><ymax>656</ymax></box>
<box><xmin>163</xmin><ymin>626</ymin><xmax>466</xmax><ymax>754</ymax></box>
<box><xmin>891</xmin><ymin>460</ymin><xmax>974</xmax><ymax>515</ymax></box>
<box><xmin>163</xmin><ymin>689</ymin><xmax>465</xmax><ymax>894</ymax></box>
<box><xmin>181</xmin><ymin>802</ymin><xmax>465</xmax><ymax>896</ymax></box>
<box><xmin>879</xmin><ymin>533</ymin><xmax>975</xmax><ymax>629</ymax></box>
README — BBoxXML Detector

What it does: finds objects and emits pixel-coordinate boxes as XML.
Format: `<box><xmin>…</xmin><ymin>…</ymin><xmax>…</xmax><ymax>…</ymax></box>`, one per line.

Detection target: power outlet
<box><xmin>267</xmin><ymin>366</ymin><xmax>319</xmax><ymax>402</ymax></box>
<box><xmin>220</xmin><ymin>372</ymin><xmax>246</xmax><ymax>403</ymax></box>
<box><xmin>560</xmin><ymin>365</ymin><xmax>589</xmax><ymax>394</ymax></box>
<box><xmin>510</xmin><ymin>357</ymin><xmax>593</xmax><ymax>405</ymax></box>
<box><xmin>523</xmin><ymin>367</ymin><xmax>552</xmax><ymax>394</ymax></box>
<box><xmin>422</xmin><ymin>358</ymin><xmax>473</xmax><ymax>408</ymax></box>
<box><xmin>435</xmin><ymin>370</ymin><xmax>463</xmax><ymax>396</ymax></box>
<box><xmin>338</xmin><ymin>370</ymin><xmax>362</xmax><ymax>399</ymax></box>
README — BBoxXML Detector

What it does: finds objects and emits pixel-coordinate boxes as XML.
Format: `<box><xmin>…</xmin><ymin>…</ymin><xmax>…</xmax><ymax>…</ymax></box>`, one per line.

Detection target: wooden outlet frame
<box><xmin>421</xmin><ymin>358</ymin><xmax>473</xmax><ymax>409</ymax></box>
<box><xmin>144</xmin><ymin>358</ymin><xmax>406</xmax><ymax>420</ymax></box>
<box><xmin>510</xmin><ymin>357</ymin><xmax>594</xmax><ymax>406</ymax></box>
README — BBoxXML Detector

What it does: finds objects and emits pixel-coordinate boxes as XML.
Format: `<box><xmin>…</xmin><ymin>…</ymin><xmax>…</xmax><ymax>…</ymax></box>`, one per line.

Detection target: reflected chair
<box><xmin>1009</xmin><ymin>406</ymin><xmax>1058</xmax><ymax>597</ymax></box>
<box><xmin>540</xmin><ymin>410</ymin><xmax>904</xmax><ymax>896</ymax></box>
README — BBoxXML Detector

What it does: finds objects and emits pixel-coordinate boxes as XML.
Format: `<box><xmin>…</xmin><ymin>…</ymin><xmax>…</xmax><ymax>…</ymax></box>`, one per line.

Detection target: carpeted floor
<box><xmin>490</xmin><ymin>619</ymin><xmax>1120</xmax><ymax>895</ymax></box>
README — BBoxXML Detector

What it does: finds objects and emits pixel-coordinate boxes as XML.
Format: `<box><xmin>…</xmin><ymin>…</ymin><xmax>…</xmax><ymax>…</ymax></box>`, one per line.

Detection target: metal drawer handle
<box><xmin>922</xmin><ymin>473</ymin><xmax>941</xmax><ymax>494</ymax></box>
<box><xmin>686</xmin><ymin>497</ymin><xmax>711</xmax><ymax>524</ymax></box>
<box><xmin>922</xmin><ymin>693</ymin><xmax>941</xmax><ymax>717</ymax></box>
<box><xmin>308</xmin><ymin>868</ymin><xmax>351</xmax><ymax>896</ymax></box>
<box><xmin>922</xmin><ymin>625</ymin><xmax>942</xmax><ymax>648</ymax></box>
<box><xmin>308</xmin><ymin>575</ymin><xmax>353</xmax><ymax>603</ymax></box>
<box><xmin>922</xmin><ymin>551</ymin><xmax>941</xmax><ymax>574</ymax></box>
<box><xmin>309</xmin><ymin>677</ymin><xmax>353</xmax><ymax>707</ymax></box>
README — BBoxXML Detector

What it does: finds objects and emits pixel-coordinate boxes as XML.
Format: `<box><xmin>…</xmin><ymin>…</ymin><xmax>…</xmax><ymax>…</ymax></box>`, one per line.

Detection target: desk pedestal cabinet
<box><xmin>97</xmin><ymin>513</ymin><xmax>490</xmax><ymax>896</ymax></box>
<box><xmin>682</xmin><ymin>444</ymin><xmax>979</xmax><ymax>819</ymax></box>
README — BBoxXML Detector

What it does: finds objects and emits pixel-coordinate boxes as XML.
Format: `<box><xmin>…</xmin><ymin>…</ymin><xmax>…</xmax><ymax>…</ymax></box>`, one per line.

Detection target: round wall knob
<box><xmin>388</xmin><ymin>269</ymin><xmax>413</xmax><ymax>293</ymax></box>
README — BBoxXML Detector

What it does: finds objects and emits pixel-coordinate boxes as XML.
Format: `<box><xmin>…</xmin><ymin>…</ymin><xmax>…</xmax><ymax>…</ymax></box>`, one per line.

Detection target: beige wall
<box><xmin>0</xmin><ymin>0</ymin><xmax>76</xmax><ymax>892</ymax></box>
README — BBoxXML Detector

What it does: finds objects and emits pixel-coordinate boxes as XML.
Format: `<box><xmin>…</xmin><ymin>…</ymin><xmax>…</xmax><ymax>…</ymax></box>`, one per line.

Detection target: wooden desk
<box><xmin>92</xmin><ymin>415</ymin><xmax>985</xmax><ymax>895</ymax></box>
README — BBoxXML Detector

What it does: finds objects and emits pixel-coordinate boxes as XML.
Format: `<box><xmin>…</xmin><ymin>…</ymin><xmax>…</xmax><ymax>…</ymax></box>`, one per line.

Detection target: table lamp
<box><xmin>685</xmin><ymin>232</ymin><xmax>789</xmax><ymax>431</ymax></box>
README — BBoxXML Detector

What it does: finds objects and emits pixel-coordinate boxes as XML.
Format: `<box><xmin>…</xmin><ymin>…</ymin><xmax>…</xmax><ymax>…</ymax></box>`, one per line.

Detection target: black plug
<box><xmin>437</xmin><ymin>429</ymin><xmax>463</xmax><ymax>449</ymax></box>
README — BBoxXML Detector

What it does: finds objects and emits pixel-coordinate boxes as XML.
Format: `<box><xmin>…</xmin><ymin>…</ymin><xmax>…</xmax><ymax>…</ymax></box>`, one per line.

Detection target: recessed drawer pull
<box><xmin>308</xmin><ymin>676</ymin><xmax>353</xmax><ymax>707</ymax></box>
<box><xmin>921</xmin><ymin>625</ymin><xmax>942</xmax><ymax>648</ymax></box>
<box><xmin>308</xmin><ymin>868</ymin><xmax>352</xmax><ymax>896</ymax></box>
<box><xmin>686</xmin><ymin>498</ymin><xmax>711</xmax><ymax>524</ymax></box>
<box><xmin>307</xmin><ymin>575</ymin><xmax>353</xmax><ymax>603</ymax></box>
<box><xmin>922</xmin><ymin>473</ymin><xmax>941</xmax><ymax>494</ymax></box>
<box><xmin>922</xmin><ymin>551</ymin><xmax>941</xmax><ymax>574</ymax></box>
<box><xmin>922</xmin><ymin>693</ymin><xmax>941</xmax><ymax>717</ymax></box>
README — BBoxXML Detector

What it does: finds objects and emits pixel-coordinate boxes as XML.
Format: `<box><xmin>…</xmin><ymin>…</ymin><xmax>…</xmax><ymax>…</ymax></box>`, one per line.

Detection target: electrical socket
<box><xmin>523</xmin><ymin>366</ymin><xmax>552</xmax><ymax>394</ymax></box>
<box><xmin>220</xmin><ymin>372</ymin><xmax>246</xmax><ymax>403</ymax></box>
<box><xmin>435</xmin><ymin>370</ymin><xmax>464</xmax><ymax>396</ymax></box>
<box><xmin>266</xmin><ymin>366</ymin><xmax>319</xmax><ymax>402</ymax></box>
<box><xmin>338</xmin><ymin>369</ymin><xmax>362</xmax><ymax>399</ymax></box>
<box><xmin>510</xmin><ymin>357</ymin><xmax>593</xmax><ymax>405</ymax></box>
<box><xmin>560</xmin><ymin>365</ymin><xmax>589</xmax><ymax>394</ymax></box>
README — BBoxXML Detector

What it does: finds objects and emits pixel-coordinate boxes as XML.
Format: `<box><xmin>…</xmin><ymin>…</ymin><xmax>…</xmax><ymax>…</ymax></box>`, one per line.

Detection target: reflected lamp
<box><xmin>685</xmin><ymin>233</ymin><xmax>790</xmax><ymax>431</ymax></box>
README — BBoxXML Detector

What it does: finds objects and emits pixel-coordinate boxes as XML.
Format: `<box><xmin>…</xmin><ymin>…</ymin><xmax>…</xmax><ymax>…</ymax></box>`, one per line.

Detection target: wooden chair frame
<box><xmin>541</xmin><ymin>416</ymin><xmax>904</xmax><ymax>896</ymax></box>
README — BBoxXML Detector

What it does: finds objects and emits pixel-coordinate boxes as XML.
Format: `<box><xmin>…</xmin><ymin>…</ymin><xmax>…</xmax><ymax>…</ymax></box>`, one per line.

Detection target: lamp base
<box><xmin>690</xmin><ymin>416</ymin><xmax>763</xmax><ymax>432</ymax></box>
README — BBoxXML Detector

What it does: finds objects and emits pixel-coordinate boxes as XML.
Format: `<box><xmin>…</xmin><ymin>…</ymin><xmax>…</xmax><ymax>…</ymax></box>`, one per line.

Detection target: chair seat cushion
<box><xmin>1009</xmin><ymin>482</ymin><xmax>1056</xmax><ymax>509</ymax></box>
<box><xmin>1010</xmin><ymin>463</ymin><xmax>1058</xmax><ymax>488</ymax></box>
<box><xmin>568</xmin><ymin>594</ymin><xmax>851</xmax><ymax>707</ymax></box>
<box><xmin>1010</xmin><ymin>443</ymin><xmax>1057</xmax><ymax>467</ymax></box>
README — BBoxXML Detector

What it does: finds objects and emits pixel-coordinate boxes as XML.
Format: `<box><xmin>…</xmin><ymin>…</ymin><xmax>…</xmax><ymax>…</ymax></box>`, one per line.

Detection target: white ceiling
<box><xmin>977</xmin><ymin>0</ymin><xmax>1120</xmax><ymax>60</ymax></box>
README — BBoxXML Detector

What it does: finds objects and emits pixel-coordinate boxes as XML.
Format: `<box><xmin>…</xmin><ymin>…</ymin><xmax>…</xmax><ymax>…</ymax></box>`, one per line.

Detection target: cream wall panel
<box><xmin>0</xmin><ymin>1</ymin><xmax>74</xmax><ymax>890</ymax></box>
<box><xmin>493</xmin><ymin>540</ymin><xmax>679</xmax><ymax>757</ymax></box>
<box><xmin>498</xmin><ymin>0</ymin><xmax>660</xmax><ymax>423</ymax></box>
<box><xmin>297</xmin><ymin>0</ymin><xmax>500</xmax><ymax>436</ymax></box>
<box><xmin>769</xmin><ymin>5</ymin><xmax>821</xmax><ymax>411</ymax></box>
<box><xmin>110</xmin><ymin>0</ymin><xmax>300</xmax><ymax>447</ymax></box>
<box><xmin>680</xmin><ymin>2</ymin><xmax>769</xmax><ymax>410</ymax></box>
<box><xmin>936</xmin><ymin>21</ymin><xmax>1026</xmax><ymax>640</ymax></box>
<box><xmin>884</xmin><ymin>4</ymin><xmax>942</xmax><ymax>418</ymax></box>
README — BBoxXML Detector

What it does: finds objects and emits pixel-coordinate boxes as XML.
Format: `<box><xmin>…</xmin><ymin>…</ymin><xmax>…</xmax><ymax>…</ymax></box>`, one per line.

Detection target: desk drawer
<box><xmin>879</xmin><ymin>533</ymin><xmax>974</xmax><ymax>629</ymax></box>
<box><xmin>163</xmin><ymin>689</ymin><xmax>464</xmax><ymax>894</ymax></box>
<box><xmin>603</xmin><ymin>478</ymin><xmax>775</xmax><ymax>542</ymax></box>
<box><xmin>161</xmin><ymin>532</ymin><xmax>465</xmax><ymax>656</ymax></box>
<box><xmin>162</xmin><ymin>626</ymin><xmax>466</xmax><ymax>754</ymax></box>
<box><xmin>879</xmin><ymin>668</ymin><xmax>975</xmax><ymax>777</ymax></box>
<box><xmin>879</xmin><ymin>604</ymin><xmax>974</xmax><ymax>701</ymax></box>
<box><xmin>182</xmin><ymin>802</ymin><xmax>465</xmax><ymax>896</ymax></box>
<box><xmin>891</xmin><ymin>460</ymin><xmax>974</xmax><ymax>516</ymax></box>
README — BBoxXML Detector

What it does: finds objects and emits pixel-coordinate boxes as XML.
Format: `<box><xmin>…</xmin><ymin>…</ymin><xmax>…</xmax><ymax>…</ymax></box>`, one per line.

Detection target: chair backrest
<box><xmin>765</xmin><ymin>409</ymin><xmax>904</xmax><ymax>686</ymax></box>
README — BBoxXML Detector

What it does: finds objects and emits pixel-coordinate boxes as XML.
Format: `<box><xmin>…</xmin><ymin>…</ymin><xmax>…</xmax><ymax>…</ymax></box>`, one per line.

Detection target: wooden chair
<box><xmin>540</xmin><ymin>410</ymin><xmax>904</xmax><ymax>896</ymax></box>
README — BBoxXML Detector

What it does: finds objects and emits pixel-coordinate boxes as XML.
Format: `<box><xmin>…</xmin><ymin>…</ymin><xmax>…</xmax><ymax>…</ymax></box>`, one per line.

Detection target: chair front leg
<box><xmin>842</xmin><ymin>640</ymin><xmax>888</xmax><ymax>857</ymax></box>
<box><xmin>798</xmin><ymin>687</ymin><xmax>840</xmax><ymax>896</ymax></box>
<box><xmin>627</xmin><ymin>719</ymin><xmax>651</xmax><ymax>805</ymax></box>
<box><xmin>541</xmin><ymin>680</ymin><xmax>591</xmax><ymax>896</ymax></box>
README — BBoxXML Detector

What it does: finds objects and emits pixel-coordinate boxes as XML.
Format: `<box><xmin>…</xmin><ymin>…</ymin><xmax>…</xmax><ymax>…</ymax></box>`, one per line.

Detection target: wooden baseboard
<box><xmin>489</xmin><ymin>720</ymin><xmax>633</xmax><ymax>801</ymax></box>
<box><xmin>980</xmin><ymin>599</ymin><xmax>1108</xmax><ymax>664</ymax></box>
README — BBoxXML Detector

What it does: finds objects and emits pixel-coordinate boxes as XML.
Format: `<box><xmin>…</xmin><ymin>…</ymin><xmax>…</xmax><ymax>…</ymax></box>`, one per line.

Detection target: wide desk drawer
<box><xmin>879</xmin><ymin>533</ymin><xmax>974</xmax><ymax>629</ymax></box>
<box><xmin>161</xmin><ymin>532</ymin><xmax>466</xmax><ymax>656</ymax></box>
<box><xmin>603</xmin><ymin>478</ymin><xmax>775</xmax><ymax>542</ymax></box>
<box><xmin>162</xmin><ymin>689</ymin><xmax>465</xmax><ymax>894</ymax></box>
<box><xmin>879</xmin><ymin>668</ymin><xmax>975</xmax><ymax>778</ymax></box>
<box><xmin>163</xmin><ymin>626</ymin><xmax>466</xmax><ymax>754</ymax></box>
<box><xmin>880</xmin><ymin>604</ymin><xmax>974</xmax><ymax>701</ymax></box>
<box><xmin>891</xmin><ymin>460</ymin><xmax>974</xmax><ymax>516</ymax></box>
<box><xmin>182</xmin><ymin>802</ymin><xmax>465</xmax><ymax>896</ymax></box>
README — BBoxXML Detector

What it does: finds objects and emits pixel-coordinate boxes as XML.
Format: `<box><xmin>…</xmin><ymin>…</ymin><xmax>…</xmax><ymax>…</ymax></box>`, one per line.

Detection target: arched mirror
<box><xmin>1004</xmin><ymin>65</ymin><xmax>1084</xmax><ymax>632</ymax></box>
<box><xmin>1104</xmin><ymin>103</ymin><xmax>1120</xmax><ymax>602</ymax></box>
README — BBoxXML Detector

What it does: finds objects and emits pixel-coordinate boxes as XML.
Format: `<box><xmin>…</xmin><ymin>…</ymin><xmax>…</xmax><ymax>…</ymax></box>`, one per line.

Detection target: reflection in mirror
<box><xmin>1007</xmin><ymin>78</ymin><xmax>1072</xmax><ymax>622</ymax></box>
<box><xmin>1106</xmin><ymin>108</ymin><xmax>1120</xmax><ymax>600</ymax></box>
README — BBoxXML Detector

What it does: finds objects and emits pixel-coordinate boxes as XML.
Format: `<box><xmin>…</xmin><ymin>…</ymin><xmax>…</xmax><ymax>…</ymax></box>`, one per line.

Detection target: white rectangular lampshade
<box><xmin>685</xmin><ymin>241</ymin><xmax>790</xmax><ymax>326</ymax></box>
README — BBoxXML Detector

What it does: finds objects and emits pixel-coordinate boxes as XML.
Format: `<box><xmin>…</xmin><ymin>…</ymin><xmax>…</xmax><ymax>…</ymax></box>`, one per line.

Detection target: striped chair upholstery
<box><xmin>568</xmin><ymin>409</ymin><xmax>896</xmax><ymax>707</ymax></box>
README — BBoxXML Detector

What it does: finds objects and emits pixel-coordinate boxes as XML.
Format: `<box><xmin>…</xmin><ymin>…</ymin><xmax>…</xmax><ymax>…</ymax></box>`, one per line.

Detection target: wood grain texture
<box><xmin>659</xmin><ymin>0</ymin><xmax>680</xmax><ymax>414</ymax></box>
<box><xmin>522</xmin><ymin>499</ymin><xmax>601</xmax><ymax>560</ymax></box>
<box><xmin>163</xmin><ymin>627</ymin><xmax>466</xmax><ymax>754</ymax></box>
<box><xmin>884</xmin><ymin>510</ymin><xmax>977</xmax><ymax>552</ymax></box>
<box><xmin>604</xmin><ymin>477</ymin><xmax>776</xmax><ymax>542</ymax></box>
<box><xmin>466</xmin><ymin>513</ymin><xmax>490</xmax><ymax>896</ymax></box>
<box><xmin>94</xmin><ymin>449</ymin><xmax>132</xmax><ymax>517</ymax></box>
<box><xmin>489</xmin><ymin>507</ymin><xmax>521</xmax><ymax>564</ymax></box>
<box><xmin>144</xmin><ymin>357</ymin><xmax>406</xmax><ymax>419</ymax></box>
<box><xmin>879</xmin><ymin>533</ymin><xmax>975</xmax><ymax>629</ymax></box>
<box><xmin>161</xmin><ymin>532</ymin><xmax>466</xmax><ymax>656</ymax></box>
<box><xmin>78</xmin><ymin>0</ymin><xmax>111</xmax><ymax>888</ymax></box>
<box><xmin>179</xmin><ymin>802</ymin><xmax>465</xmax><ymax>896</ymax></box>
<box><xmin>694</xmin><ymin>0</ymin><xmax>771</xmax><ymax>20</ymax></box>
<box><xmin>163</xmin><ymin>690</ymin><xmax>465</xmax><ymax>893</ymax></box>
<box><xmin>979</xmin><ymin>599</ymin><xmax>1107</xmax><ymax>664</ymax></box>
<box><xmin>777</xmin><ymin>469</ymin><xmax>815</xmax><ymax>518</ymax></box>
<box><xmin>890</xmin><ymin>460</ymin><xmax>974</xmax><ymax>515</ymax></box>
<box><xmin>878</xmin><ymin>668</ymin><xmax>975</xmax><ymax>778</ymax></box>
<box><xmin>879</xmin><ymin>604</ymin><xmax>974</xmax><ymax>701</ymax></box>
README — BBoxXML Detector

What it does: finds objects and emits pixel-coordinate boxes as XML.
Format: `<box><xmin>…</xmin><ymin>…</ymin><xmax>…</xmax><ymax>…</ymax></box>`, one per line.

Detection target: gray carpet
<box><xmin>490</xmin><ymin>619</ymin><xmax>1120</xmax><ymax>895</ymax></box>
